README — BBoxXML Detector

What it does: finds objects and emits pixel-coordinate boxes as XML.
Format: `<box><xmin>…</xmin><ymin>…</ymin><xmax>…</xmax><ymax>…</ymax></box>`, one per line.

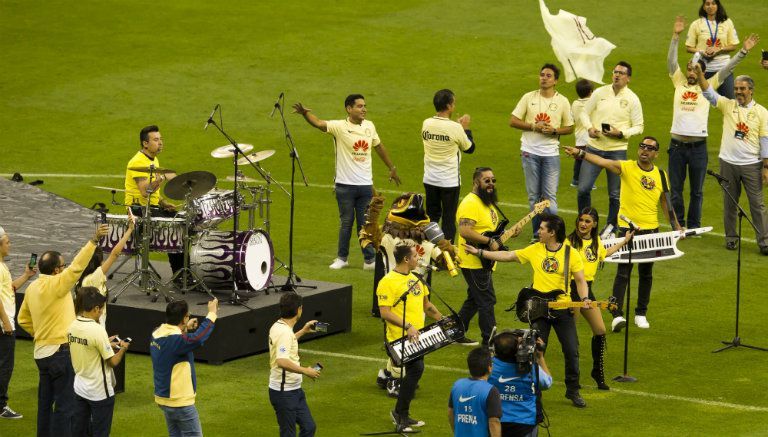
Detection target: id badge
<box><xmin>734</xmin><ymin>130</ymin><xmax>746</xmax><ymax>140</ymax></box>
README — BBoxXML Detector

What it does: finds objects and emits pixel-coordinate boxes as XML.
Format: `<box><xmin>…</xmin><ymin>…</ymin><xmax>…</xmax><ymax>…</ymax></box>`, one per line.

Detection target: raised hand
<box><xmin>673</xmin><ymin>15</ymin><xmax>685</xmax><ymax>35</ymax></box>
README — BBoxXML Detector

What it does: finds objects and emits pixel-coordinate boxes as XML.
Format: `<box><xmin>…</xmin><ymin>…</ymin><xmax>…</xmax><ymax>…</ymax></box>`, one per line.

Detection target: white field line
<box><xmin>300</xmin><ymin>348</ymin><xmax>768</xmax><ymax>413</ymax></box>
<box><xmin>1</xmin><ymin>173</ymin><xmax>756</xmax><ymax>244</ymax></box>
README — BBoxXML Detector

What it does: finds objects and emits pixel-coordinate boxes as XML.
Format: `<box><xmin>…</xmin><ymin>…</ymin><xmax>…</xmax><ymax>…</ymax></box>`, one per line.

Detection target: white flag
<box><xmin>539</xmin><ymin>0</ymin><xmax>616</xmax><ymax>83</ymax></box>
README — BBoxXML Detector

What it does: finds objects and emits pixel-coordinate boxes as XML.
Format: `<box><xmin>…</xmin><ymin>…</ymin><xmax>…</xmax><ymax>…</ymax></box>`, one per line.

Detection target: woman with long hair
<box><xmin>77</xmin><ymin>216</ymin><xmax>135</xmax><ymax>324</ymax></box>
<box><xmin>566</xmin><ymin>207</ymin><xmax>631</xmax><ymax>390</ymax></box>
<box><xmin>685</xmin><ymin>0</ymin><xmax>740</xmax><ymax>98</ymax></box>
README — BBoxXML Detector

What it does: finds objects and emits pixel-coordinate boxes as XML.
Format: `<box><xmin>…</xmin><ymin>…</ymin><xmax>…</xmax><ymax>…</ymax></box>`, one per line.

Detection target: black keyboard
<box><xmin>385</xmin><ymin>315</ymin><xmax>465</xmax><ymax>367</ymax></box>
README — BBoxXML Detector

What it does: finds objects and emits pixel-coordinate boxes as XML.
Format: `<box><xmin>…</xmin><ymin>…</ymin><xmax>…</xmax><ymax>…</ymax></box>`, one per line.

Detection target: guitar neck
<box><xmin>498</xmin><ymin>210</ymin><xmax>537</xmax><ymax>244</ymax></box>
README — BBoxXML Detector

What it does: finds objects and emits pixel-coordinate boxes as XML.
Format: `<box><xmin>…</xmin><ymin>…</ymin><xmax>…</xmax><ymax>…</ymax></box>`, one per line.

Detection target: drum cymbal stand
<box><xmin>110</xmin><ymin>165</ymin><xmax>174</xmax><ymax>303</ymax></box>
<box><xmin>166</xmin><ymin>187</ymin><xmax>215</xmax><ymax>299</ymax></box>
<box><xmin>247</xmin><ymin>166</ymin><xmax>288</xmax><ymax>281</ymax></box>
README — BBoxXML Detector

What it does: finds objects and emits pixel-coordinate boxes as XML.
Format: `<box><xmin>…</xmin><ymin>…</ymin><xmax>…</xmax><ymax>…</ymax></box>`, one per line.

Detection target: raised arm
<box><xmin>462</xmin><ymin>244</ymin><xmax>519</xmax><ymax>263</ymax></box>
<box><xmin>292</xmin><ymin>102</ymin><xmax>328</xmax><ymax>132</ymax></box>
<box><xmin>563</xmin><ymin>146</ymin><xmax>622</xmax><ymax>174</ymax></box>
<box><xmin>101</xmin><ymin>216</ymin><xmax>135</xmax><ymax>274</ymax></box>
<box><xmin>717</xmin><ymin>34</ymin><xmax>760</xmax><ymax>79</ymax></box>
<box><xmin>668</xmin><ymin>16</ymin><xmax>685</xmax><ymax>75</ymax></box>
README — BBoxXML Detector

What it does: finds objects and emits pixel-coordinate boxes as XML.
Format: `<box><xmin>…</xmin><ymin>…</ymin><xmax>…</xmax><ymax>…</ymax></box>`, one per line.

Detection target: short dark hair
<box><xmin>472</xmin><ymin>167</ymin><xmax>493</xmax><ymax>182</ymax></box>
<box><xmin>467</xmin><ymin>347</ymin><xmax>492</xmax><ymax>378</ymax></box>
<box><xmin>166</xmin><ymin>300</ymin><xmax>189</xmax><ymax>325</ymax></box>
<box><xmin>541</xmin><ymin>63</ymin><xmax>560</xmax><ymax>80</ymax></box>
<box><xmin>279</xmin><ymin>292</ymin><xmax>303</xmax><ymax>319</ymax></box>
<box><xmin>616</xmin><ymin>61</ymin><xmax>632</xmax><ymax>77</ymax></box>
<box><xmin>433</xmin><ymin>89</ymin><xmax>455</xmax><ymax>112</ymax></box>
<box><xmin>698</xmin><ymin>0</ymin><xmax>728</xmax><ymax>22</ymax></box>
<box><xmin>641</xmin><ymin>135</ymin><xmax>660</xmax><ymax>148</ymax></box>
<box><xmin>38</xmin><ymin>251</ymin><xmax>62</xmax><ymax>275</ymax></box>
<box><xmin>540</xmin><ymin>213</ymin><xmax>566</xmax><ymax>243</ymax></box>
<box><xmin>394</xmin><ymin>244</ymin><xmax>413</xmax><ymax>264</ymax></box>
<box><xmin>344</xmin><ymin>94</ymin><xmax>365</xmax><ymax>108</ymax></box>
<box><xmin>78</xmin><ymin>248</ymin><xmax>104</xmax><ymax>289</ymax></box>
<box><xmin>75</xmin><ymin>286</ymin><xmax>106</xmax><ymax>314</ymax></box>
<box><xmin>575</xmin><ymin>79</ymin><xmax>594</xmax><ymax>98</ymax></box>
<box><xmin>492</xmin><ymin>331</ymin><xmax>518</xmax><ymax>363</ymax></box>
<box><xmin>140</xmin><ymin>125</ymin><xmax>160</xmax><ymax>146</ymax></box>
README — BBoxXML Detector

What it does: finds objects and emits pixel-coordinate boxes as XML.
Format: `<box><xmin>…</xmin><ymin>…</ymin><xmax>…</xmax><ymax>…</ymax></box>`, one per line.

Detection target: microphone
<box><xmin>423</xmin><ymin>222</ymin><xmax>459</xmax><ymax>277</ymax></box>
<box><xmin>619</xmin><ymin>214</ymin><xmax>640</xmax><ymax>232</ymax></box>
<box><xmin>707</xmin><ymin>169</ymin><xmax>729</xmax><ymax>185</ymax></box>
<box><xmin>204</xmin><ymin>104</ymin><xmax>219</xmax><ymax>130</ymax></box>
<box><xmin>270</xmin><ymin>92</ymin><xmax>284</xmax><ymax>118</ymax></box>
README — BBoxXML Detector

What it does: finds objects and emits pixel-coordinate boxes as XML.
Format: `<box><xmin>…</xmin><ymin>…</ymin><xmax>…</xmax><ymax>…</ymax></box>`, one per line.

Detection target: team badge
<box><xmin>747</xmin><ymin>112</ymin><xmax>757</xmax><ymax>121</ymax></box>
<box><xmin>541</xmin><ymin>256</ymin><xmax>559</xmax><ymax>273</ymax></box>
<box><xmin>640</xmin><ymin>175</ymin><xmax>656</xmax><ymax>190</ymax></box>
<box><xmin>548</xmin><ymin>103</ymin><xmax>558</xmax><ymax>111</ymax></box>
<box><xmin>585</xmin><ymin>247</ymin><xmax>597</xmax><ymax>263</ymax></box>
<box><xmin>620</xmin><ymin>99</ymin><xmax>628</xmax><ymax>109</ymax></box>
<box><xmin>407</xmin><ymin>279</ymin><xmax>422</xmax><ymax>296</ymax></box>
<box><xmin>490</xmin><ymin>209</ymin><xmax>498</xmax><ymax>225</ymax></box>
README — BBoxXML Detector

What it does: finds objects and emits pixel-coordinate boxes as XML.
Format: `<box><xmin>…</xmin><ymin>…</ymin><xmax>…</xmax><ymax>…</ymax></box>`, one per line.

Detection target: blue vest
<box><xmin>450</xmin><ymin>378</ymin><xmax>494</xmax><ymax>437</ymax></box>
<box><xmin>488</xmin><ymin>357</ymin><xmax>537</xmax><ymax>425</ymax></box>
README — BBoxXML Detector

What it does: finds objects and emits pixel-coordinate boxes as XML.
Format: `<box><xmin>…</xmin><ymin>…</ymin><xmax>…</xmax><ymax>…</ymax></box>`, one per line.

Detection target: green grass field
<box><xmin>2</xmin><ymin>0</ymin><xmax>768</xmax><ymax>435</ymax></box>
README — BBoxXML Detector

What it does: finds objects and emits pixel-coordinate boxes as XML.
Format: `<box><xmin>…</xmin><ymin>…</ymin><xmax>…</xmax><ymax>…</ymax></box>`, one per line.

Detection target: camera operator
<box><xmin>488</xmin><ymin>330</ymin><xmax>552</xmax><ymax>437</ymax></box>
<box><xmin>68</xmin><ymin>287</ymin><xmax>129</xmax><ymax>437</ymax></box>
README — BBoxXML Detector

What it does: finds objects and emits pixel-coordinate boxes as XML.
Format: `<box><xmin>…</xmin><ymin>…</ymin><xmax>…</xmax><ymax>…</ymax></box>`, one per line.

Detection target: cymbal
<box><xmin>237</xmin><ymin>149</ymin><xmax>275</xmax><ymax>165</ymax></box>
<box><xmin>92</xmin><ymin>185</ymin><xmax>125</xmax><ymax>192</ymax></box>
<box><xmin>210</xmin><ymin>143</ymin><xmax>254</xmax><ymax>158</ymax></box>
<box><xmin>163</xmin><ymin>171</ymin><xmax>217</xmax><ymax>200</ymax></box>
<box><xmin>224</xmin><ymin>175</ymin><xmax>261</xmax><ymax>183</ymax></box>
<box><xmin>127</xmin><ymin>166</ymin><xmax>177</xmax><ymax>175</ymax></box>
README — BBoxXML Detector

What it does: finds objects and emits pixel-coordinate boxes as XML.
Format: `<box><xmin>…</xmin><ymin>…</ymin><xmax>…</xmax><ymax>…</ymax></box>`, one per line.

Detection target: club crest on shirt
<box><xmin>548</xmin><ymin>103</ymin><xmax>558</xmax><ymax>112</ymax></box>
<box><xmin>746</xmin><ymin>112</ymin><xmax>757</xmax><ymax>121</ymax></box>
<box><xmin>620</xmin><ymin>99</ymin><xmax>629</xmax><ymax>109</ymax></box>
<box><xmin>584</xmin><ymin>246</ymin><xmax>597</xmax><ymax>263</ymax></box>
<box><xmin>535</xmin><ymin>113</ymin><xmax>551</xmax><ymax>124</ymax></box>
<box><xmin>736</xmin><ymin>122</ymin><xmax>750</xmax><ymax>135</ymax></box>
<box><xmin>408</xmin><ymin>279</ymin><xmax>422</xmax><ymax>296</ymax></box>
<box><xmin>640</xmin><ymin>175</ymin><xmax>656</xmax><ymax>190</ymax></box>
<box><xmin>490</xmin><ymin>209</ymin><xmax>498</xmax><ymax>225</ymax></box>
<box><xmin>541</xmin><ymin>256</ymin><xmax>559</xmax><ymax>273</ymax></box>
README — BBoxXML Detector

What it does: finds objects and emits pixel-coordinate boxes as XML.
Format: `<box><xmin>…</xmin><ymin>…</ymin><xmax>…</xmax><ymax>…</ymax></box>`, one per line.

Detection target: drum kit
<box><xmin>98</xmin><ymin>144</ymin><xmax>287</xmax><ymax>303</ymax></box>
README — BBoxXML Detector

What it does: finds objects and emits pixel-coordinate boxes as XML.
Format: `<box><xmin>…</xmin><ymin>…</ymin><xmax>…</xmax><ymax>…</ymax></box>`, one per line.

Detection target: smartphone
<box><xmin>314</xmin><ymin>322</ymin><xmax>329</xmax><ymax>333</ymax></box>
<box><xmin>691</xmin><ymin>51</ymin><xmax>702</xmax><ymax>66</ymax></box>
<box><xmin>28</xmin><ymin>253</ymin><xmax>37</xmax><ymax>269</ymax></box>
<box><xmin>312</xmin><ymin>362</ymin><xmax>324</xmax><ymax>371</ymax></box>
<box><xmin>114</xmin><ymin>336</ymin><xmax>132</xmax><ymax>344</ymax></box>
<box><xmin>762</xmin><ymin>50</ymin><xmax>768</xmax><ymax>61</ymax></box>
<box><xmin>100</xmin><ymin>212</ymin><xmax>108</xmax><ymax>224</ymax></box>
<box><xmin>601</xmin><ymin>123</ymin><xmax>611</xmax><ymax>132</ymax></box>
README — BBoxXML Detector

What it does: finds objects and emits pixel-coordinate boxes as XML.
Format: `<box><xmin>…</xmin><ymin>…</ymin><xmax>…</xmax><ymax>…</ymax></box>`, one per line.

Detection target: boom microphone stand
<box><xmin>711</xmin><ymin>172</ymin><xmax>767</xmax><ymax>353</ymax></box>
<box><xmin>614</xmin><ymin>226</ymin><xmax>636</xmax><ymax>383</ymax></box>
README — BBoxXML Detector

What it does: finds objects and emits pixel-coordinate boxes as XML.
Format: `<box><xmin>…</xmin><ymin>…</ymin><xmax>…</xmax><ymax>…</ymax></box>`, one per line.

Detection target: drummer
<box><xmin>124</xmin><ymin>125</ymin><xmax>184</xmax><ymax>278</ymax></box>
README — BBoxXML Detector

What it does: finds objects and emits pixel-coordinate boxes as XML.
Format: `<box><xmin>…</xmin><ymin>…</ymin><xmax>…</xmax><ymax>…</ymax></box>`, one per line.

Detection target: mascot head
<box><xmin>383</xmin><ymin>193</ymin><xmax>430</xmax><ymax>241</ymax></box>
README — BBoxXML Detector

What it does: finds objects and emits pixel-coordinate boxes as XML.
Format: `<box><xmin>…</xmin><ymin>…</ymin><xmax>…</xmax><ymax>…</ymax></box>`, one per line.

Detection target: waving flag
<box><xmin>539</xmin><ymin>0</ymin><xmax>616</xmax><ymax>83</ymax></box>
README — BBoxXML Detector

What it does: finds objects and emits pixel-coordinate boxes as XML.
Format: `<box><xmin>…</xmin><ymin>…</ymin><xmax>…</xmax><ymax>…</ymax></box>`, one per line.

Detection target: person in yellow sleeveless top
<box><xmin>685</xmin><ymin>0</ymin><xmax>740</xmax><ymax>98</ymax></box>
<box><xmin>566</xmin><ymin>208</ymin><xmax>632</xmax><ymax>390</ymax></box>
<box><xmin>377</xmin><ymin>244</ymin><xmax>443</xmax><ymax>433</ymax></box>
<box><xmin>463</xmin><ymin>214</ymin><xmax>591</xmax><ymax>408</ymax></box>
<box><xmin>564</xmin><ymin>136</ymin><xmax>684</xmax><ymax>333</ymax></box>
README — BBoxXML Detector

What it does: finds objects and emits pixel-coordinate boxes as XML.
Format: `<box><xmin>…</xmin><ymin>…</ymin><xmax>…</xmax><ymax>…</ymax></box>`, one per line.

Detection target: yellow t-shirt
<box><xmin>514</xmin><ymin>243</ymin><xmax>583</xmax><ymax>302</ymax></box>
<box><xmin>422</xmin><ymin>116</ymin><xmax>473</xmax><ymax>187</ymax></box>
<box><xmin>715</xmin><ymin>98</ymin><xmax>768</xmax><ymax>166</ymax></box>
<box><xmin>618</xmin><ymin>161</ymin><xmax>666</xmax><ymax>230</ymax></box>
<box><xmin>376</xmin><ymin>271</ymin><xmax>428</xmax><ymax>342</ymax></box>
<box><xmin>670</xmin><ymin>68</ymin><xmax>720</xmax><ymax>137</ymax></box>
<box><xmin>511</xmin><ymin>90</ymin><xmax>573</xmax><ymax>156</ymax></box>
<box><xmin>0</xmin><ymin>262</ymin><xmax>15</xmax><ymax>331</ymax></box>
<box><xmin>455</xmin><ymin>193</ymin><xmax>502</xmax><ymax>270</ymax></box>
<box><xmin>570</xmin><ymin>237</ymin><xmax>607</xmax><ymax>282</ymax></box>
<box><xmin>68</xmin><ymin>316</ymin><xmax>115</xmax><ymax>401</ymax></box>
<box><xmin>580</xmin><ymin>85</ymin><xmax>644</xmax><ymax>151</ymax></box>
<box><xmin>124</xmin><ymin>151</ymin><xmax>161</xmax><ymax>206</ymax></box>
<box><xmin>685</xmin><ymin>18</ymin><xmax>739</xmax><ymax>71</ymax></box>
<box><xmin>268</xmin><ymin>319</ymin><xmax>302</xmax><ymax>391</ymax></box>
<box><xmin>326</xmin><ymin>118</ymin><xmax>381</xmax><ymax>186</ymax></box>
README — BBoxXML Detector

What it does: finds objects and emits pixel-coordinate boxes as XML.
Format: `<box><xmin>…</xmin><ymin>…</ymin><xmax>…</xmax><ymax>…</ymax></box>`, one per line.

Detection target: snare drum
<box><xmin>149</xmin><ymin>217</ymin><xmax>185</xmax><ymax>253</ymax></box>
<box><xmin>190</xmin><ymin>229</ymin><xmax>274</xmax><ymax>291</ymax></box>
<box><xmin>98</xmin><ymin>214</ymin><xmax>137</xmax><ymax>254</ymax></box>
<box><xmin>192</xmin><ymin>189</ymin><xmax>243</xmax><ymax>230</ymax></box>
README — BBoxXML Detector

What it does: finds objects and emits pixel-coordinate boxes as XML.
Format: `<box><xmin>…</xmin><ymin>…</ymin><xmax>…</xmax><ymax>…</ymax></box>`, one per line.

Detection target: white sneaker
<box><xmin>363</xmin><ymin>261</ymin><xmax>375</xmax><ymax>271</ymax></box>
<box><xmin>329</xmin><ymin>258</ymin><xmax>348</xmax><ymax>270</ymax></box>
<box><xmin>634</xmin><ymin>315</ymin><xmax>650</xmax><ymax>329</ymax></box>
<box><xmin>611</xmin><ymin>316</ymin><xmax>627</xmax><ymax>332</ymax></box>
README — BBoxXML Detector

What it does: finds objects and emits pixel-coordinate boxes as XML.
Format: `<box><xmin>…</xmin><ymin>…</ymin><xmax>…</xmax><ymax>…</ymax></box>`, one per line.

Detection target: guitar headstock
<box><xmin>533</xmin><ymin>199</ymin><xmax>550</xmax><ymax>214</ymax></box>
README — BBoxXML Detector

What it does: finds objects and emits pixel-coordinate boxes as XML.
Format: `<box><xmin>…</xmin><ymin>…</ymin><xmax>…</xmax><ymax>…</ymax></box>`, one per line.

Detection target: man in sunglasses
<box><xmin>564</xmin><ymin>137</ymin><xmax>683</xmax><ymax>331</ymax></box>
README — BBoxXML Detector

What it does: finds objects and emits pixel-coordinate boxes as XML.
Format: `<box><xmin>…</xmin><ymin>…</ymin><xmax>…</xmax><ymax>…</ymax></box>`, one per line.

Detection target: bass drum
<box><xmin>190</xmin><ymin>229</ymin><xmax>274</xmax><ymax>291</ymax></box>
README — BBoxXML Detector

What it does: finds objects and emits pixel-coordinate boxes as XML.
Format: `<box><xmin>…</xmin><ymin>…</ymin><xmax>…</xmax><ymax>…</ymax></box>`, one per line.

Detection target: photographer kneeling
<box><xmin>488</xmin><ymin>329</ymin><xmax>552</xmax><ymax>437</ymax></box>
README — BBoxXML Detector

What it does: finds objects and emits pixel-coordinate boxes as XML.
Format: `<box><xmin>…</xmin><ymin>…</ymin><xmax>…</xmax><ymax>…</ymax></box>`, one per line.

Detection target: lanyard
<box><xmin>705</xmin><ymin>18</ymin><xmax>719</xmax><ymax>48</ymax></box>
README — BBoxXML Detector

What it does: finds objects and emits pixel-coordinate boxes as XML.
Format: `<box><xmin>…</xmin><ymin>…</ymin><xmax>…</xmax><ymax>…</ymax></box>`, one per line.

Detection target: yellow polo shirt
<box><xmin>511</xmin><ymin>90</ymin><xmax>573</xmax><ymax>156</ymax></box>
<box><xmin>125</xmin><ymin>151</ymin><xmax>161</xmax><ymax>206</ymax></box>
<box><xmin>686</xmin><ymin>18</ymin><xmax>739</xmax><ymax>71</ymax></box>
<box><xmin>515</xmin><ymin>243</ymin><xmax>583</xmax><ymax>302</ymax></box>
<box><xmin>618</xmin><ymin>161</ymin><xmax>666</xmax><ymax>230</ymax></box>
<box><xmin>714</xmin><ymin>98</ymin><xmax>768</xmax><ymax>165</ymax></box>
<box><xmin>456</xmin><ymin>193</ymin><xmax>501</xmax><ymax>270</ymax></box>
<box><xmin>0</xmin><ymin>263</ymin><xmax>15</xmax><ymax>331</ymax></box>
<box><xmin>580</xmin><ymin>85</ymin><xmax>644</xmax><ymax>151</ymax></box>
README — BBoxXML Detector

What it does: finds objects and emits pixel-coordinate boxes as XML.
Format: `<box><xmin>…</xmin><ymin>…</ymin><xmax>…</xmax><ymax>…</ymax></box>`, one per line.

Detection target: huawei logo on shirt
<box><xmin>415</xmin><ymin>245</ymin><xmax>425</xmax><ymax>257</ymax></box>
<box><xmin>681</xmin><ymin>91</ymin><xmax>699</xmax><ymax>101</ymax></box>
<box><xmin>535</xmin><ymin>113</ymin><xmax>551</xmax><ymax>124</ymax></box>
<box><xmin>706</xmin><ymin>38</ymin><xmax>722</xmax><ymax>48</ymax></box>
<box><xmin>736</xmin><ymin>122</ymin><xmax>750</xmax><ymax>136</ymax></box>
<box><xmin>353</xmin><ymin>140</ymin><xmax>369</xmax><ymax>152</ymax></box>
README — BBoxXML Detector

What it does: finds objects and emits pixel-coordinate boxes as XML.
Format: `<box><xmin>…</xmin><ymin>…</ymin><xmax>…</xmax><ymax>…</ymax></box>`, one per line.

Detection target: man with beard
<box><xmin>668</xmin><ymin>16</ymin><xmax>757</xmax><ymax>230</ymax></box>
<box><xmin>455</xmin><ymin>167</ymin><xmax>513</xmax><ymax>346</ymax></box>
<box><xmin>564</xmin><ymin>137</ymin><xmax>684</xmax><ymax>331</ymax></box>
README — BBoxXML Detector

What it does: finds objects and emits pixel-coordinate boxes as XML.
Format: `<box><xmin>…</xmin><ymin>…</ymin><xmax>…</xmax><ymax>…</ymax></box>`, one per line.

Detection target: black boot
<box><xmin>591</xmin><ymin>335</ymin><xmax>610</xmax><ymax>390</ymax></box>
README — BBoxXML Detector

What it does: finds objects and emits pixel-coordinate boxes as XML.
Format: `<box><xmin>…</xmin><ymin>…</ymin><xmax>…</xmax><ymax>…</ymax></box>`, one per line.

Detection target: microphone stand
<box><xmin>273</xmin><ymin>94</ymin><xmax>315</xmax><ymax>293</ymax></box>
<box><xmin>614</xmin><ymin>226</ymin><xmax>636</xmax><ymax>383</ymax></box>
<box><xmin>711</xmin><ymin>174</ymin><xmax>766</xmax><ymax>353</ymax></box>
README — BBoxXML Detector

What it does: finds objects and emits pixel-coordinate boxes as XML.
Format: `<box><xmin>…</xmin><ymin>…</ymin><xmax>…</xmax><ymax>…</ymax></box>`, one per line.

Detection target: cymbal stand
<box><xmin>167</xmin><ymin>186</ymin><xmax>215</xmax><ymax>299</ymax></box>
<box><xmin>110</xmin><ymin>165</ymin><xmax>174</xmax><ymax>303</ymax></box>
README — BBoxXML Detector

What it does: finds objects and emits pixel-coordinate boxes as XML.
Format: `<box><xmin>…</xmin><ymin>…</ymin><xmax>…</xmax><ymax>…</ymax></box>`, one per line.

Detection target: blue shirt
<box><xmin>488</xmin><ymin>357</ymin><xmax>552</xmax><ymax>425</ymax></box>
<box><xmin>449</xmin><ymin>378</ymin><xmax>501</xmax><ymax>437</ymax></box>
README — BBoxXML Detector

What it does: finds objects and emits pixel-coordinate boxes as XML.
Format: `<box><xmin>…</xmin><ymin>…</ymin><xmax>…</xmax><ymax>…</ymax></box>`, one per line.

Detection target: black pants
<box><xmin>0</xmin><ymin>334</ymin><xmax>14</xmax><ymax>409</ymax></box>
<box><xmin>423</xmin><ymin>184</ymin><xmax>461</xmax><ymax>243</ymax></box>
<box><xmin>531</xmin><ymin>310</ymin><xmax>580</xmax><ymax>393</ymax></box>
<box><xmin>129</xmin><ymin>205</ymin><xmax>184</xmax><ymax>274</ymax></box>
<box><xmin>458</xmin><ymin>268</ymin><xmax>496</xmax><ymax>344</ymax></box>
<box><xmin>611</xmin><ymin>228</ymin><xmax>656</xmax><ymax>317</ymax></box>
<box><xmin>72</xmin><ymin>394</ymin><xmax>115</xmax><ymax>437</ymax></box>
<box><xmin>395</xmin><ymin>357</ymin><xmax>424</xmax><ymax>419</ymax></box>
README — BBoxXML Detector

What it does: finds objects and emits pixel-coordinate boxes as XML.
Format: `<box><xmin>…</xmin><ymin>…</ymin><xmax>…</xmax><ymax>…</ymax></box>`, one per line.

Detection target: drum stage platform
<box><xmin>1</xmin><ymin>177</ymin><xmax>352</xmax><ymax>364</ymax></box>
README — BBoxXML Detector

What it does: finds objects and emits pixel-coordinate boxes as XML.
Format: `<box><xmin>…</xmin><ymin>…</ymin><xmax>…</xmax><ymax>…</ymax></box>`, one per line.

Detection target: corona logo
<box><xmin>535</xmin><ymin>113</ymin><xmax>551</xmax><ymax>124</ymax></box>
<box><xmin>682</xmin><ymin>91</ymin><xmax>698</xmax><ymax>101</ymax></box>
<box><xmin>353</xmin><ymin>140</ymin><xmax>369</xmax><ymax>152</ymax></box>
<box><xmin>736</xmin><ymin>122</ymin><xmax>750</xmax><ymax>136</ymax></box>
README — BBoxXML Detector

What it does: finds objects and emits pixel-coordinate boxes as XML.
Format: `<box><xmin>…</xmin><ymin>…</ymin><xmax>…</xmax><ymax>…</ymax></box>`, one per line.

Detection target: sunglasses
<box><xmin>482</xmin><ymin>178</ymin><xmax>497</xmax><ymax>184</ymax></box>
<box><xmin>639</xmin><ymin>143</ymin><xmax>659</xmax><ymax>151</ymax></box>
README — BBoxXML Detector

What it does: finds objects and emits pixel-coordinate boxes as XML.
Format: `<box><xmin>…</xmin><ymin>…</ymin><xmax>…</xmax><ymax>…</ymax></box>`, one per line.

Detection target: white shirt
<box><xmin>0</xmin><ymin>262</ymin><xmax>14</xmax><ymax>331</ymax></box>
<box><xmin>422</xmin><ymin>116</ymin><xmax>473</xmax><ymax>187</ymax></box>
<box><xmin>326</xmin><ymin>118</ymin><xmax>381</xmax><ymax>186</ymax></box>
<box><xmin>268</xmin><ymin>319</ymin><xmax>302</xmax><ymax>391</ymax></box>
<box><xmin>69</xmin><ymin>316</ymin><xmax>116</xmax><ymax>401</ymax></box>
